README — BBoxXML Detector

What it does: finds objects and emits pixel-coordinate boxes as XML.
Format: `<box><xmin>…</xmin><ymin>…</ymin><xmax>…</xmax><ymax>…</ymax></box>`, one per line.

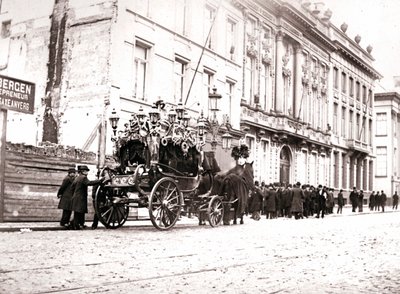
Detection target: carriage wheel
<box><xmin>94</xmin><ymin>186</ymin><xmax>129</xmax><ymax>229</ymax></box>
<box><xmin>207</xmin><ymin>195</ymin><xmax>224</xmax><ymax>227</ymax></box>
<box><xmin>149</xmin><ymin>177</ymin><xmax>182</xmax><ymax>230</ymax></box>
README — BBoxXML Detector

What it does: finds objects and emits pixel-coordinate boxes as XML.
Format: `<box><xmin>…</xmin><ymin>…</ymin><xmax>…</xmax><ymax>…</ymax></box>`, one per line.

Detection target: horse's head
<box><xmin>242</xmin><ymin>161</ymin><xmax>254</xmax><ymax>189</ymax></box>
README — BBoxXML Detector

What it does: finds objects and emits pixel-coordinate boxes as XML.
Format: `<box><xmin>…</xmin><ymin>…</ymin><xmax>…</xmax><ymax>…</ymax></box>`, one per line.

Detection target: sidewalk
<box><xmin>0</xmin><ymin>206</ymin><xmax>398</xmax><ymax>232</ymax></box>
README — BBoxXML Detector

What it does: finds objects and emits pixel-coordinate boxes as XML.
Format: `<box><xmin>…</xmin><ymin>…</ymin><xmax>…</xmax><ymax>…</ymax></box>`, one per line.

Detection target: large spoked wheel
<box><xmin>94</xmin><ymin>186</ymin><xmax>129</xmax><ymax>229</ymax></box>
<box><xmin>149</xmin><ymin>177</ymin><xmax>182</xmax><ymax>230</ymax></box>
<box><xmin>207</xmin><ymin>195</ymin><xmax>224</xmax><ymax>227</ymax></box>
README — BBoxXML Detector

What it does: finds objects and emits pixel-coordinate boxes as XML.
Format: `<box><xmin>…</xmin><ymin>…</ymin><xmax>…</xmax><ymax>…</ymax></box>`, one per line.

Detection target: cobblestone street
<box><xmin>1</xmin><ymin>211</ymin><xmax>399</xmax><ymax>294</ymax></box>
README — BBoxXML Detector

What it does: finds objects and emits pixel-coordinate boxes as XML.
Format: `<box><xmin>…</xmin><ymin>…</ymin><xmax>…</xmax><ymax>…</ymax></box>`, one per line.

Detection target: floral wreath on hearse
<box><xmin>231</xmin><ymin>144</ymin><xmax>250</xmax><ymax>160</ymax></box>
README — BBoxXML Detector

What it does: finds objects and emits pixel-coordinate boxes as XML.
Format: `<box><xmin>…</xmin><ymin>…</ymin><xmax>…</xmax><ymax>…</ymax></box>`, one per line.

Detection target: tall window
<box><xmin>341</xmin><ymin>107</ymin><xmax>346</xmax><ymax>137</ymax></box>
<box><xmin>376</xmin><ymin>146</ymin><xmax>387</xmax><ymax>176</ymax></box>
<box><xmin>368</xmin><ymin>90</ymin><xmax>373</xmax><ymax>107</ymax></box>
<box><xmin>225</xmin><ymin>80</ymin><xmax>235</xmax><ymax>121</ymax></box>
<box><xmin>204</xmin><ymin>69</ymin><xmax>214</xmax><ymax>112</ymax></box>
<box><xmin>349</xmin><ymin>110</ymin><xmax>353</xmax><ymax>139</ymax></box>
<box><xmin>333</xmin><ymin>103</ymin><xmax>338</xmax><ymax>135</ymax></box>
<box><xmin>246</xmin><ymin>136</ymin><xmax>255</xmax><ymax>163</ymax></box>
<box><xmin>362</xmin><ymin>117</ymin><xmax>366</xmax><ymax>142</ymax></box>
<box><xmin>341</xmin><ymin>72</ymin><xmax>347</xmax><ymax>94</ymax></box>
<box><xmin>369</xmin><ymin>119</ymin><xmax>373</xmax><ymax>145</ymax></box>
<box><xmin>134</xmin><ymin>42</ymin><xmax>150</xmax><ymax>100</ymax></box>
<box><xmin>205</xmin><ymin>5</ymin><xmax>216</xmax><ymax>50</ymax></box>
<box><xmin>261</xmin><ymin>141</ymin><xmax>269</xmax><ymax>182</ymax></box>
<box><xmin>174</xmin><ymin>56</ymin><xmax>188</xmax><ymax>103</ymax></box>
<box><xmin>175</xmin><ymin>0</ymin><xmax>187</xmax><ymax>35</ymax></box>
<box><xmin>334</xmin><ymin>152</ymin><xmax>339</xmax><ymax>188</ymax></box>
<box><xmin>245</xmin><ymin>56</ymin><xmax>257</xmax><ymax>104</ymax></box>
<box><xmin>226</xmin><ymin>18</ymin><xmax>237</xmax><ymax>61</ymax></box>
<box><xmin>136</xmin><ymin>0</ymin><xmax>150</xmax><ymax>17</ymax></box>
<box><xmin>342</xmin><ymin>154</ymin><xmax>347</xmax><ymax>189</ymax></box>
<box><xmin>362</xmin><ymin>85</ymin><xmax>367</xmax><ymax>104</ymax></box>
<box><xmin>376</xmin><ymin>112</ymin><xmax>387</xmax><ymax>136</ymax></box>
<box><xmin>260</xmin><ymin>63</ymin><xmax>270</xmax><ymax>111</ymax></box>
<box><xmin>356</xmin><ymin>81</ymin><xmax>361</xmax><ymax>102</ymax></box>
<box><xmin>333</xmin><ymin>67</ymin><xmax>339</xmax><ymax>89</ymax></box>
<box><xmin>356</xmin><ymin>114</ymin><xmax>360</xmax><ymax>140</ymax></box>
<box><xmin>349</xmin><ymin>77</ymin><xmax>354</xmax><ymax>97</ymax></box>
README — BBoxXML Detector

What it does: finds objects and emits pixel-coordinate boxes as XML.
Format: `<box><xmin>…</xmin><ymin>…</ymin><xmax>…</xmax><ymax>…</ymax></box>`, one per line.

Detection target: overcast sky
<box><xmin>326</xmin><ymin>0</ymin><xmax>400</xmax><ymax>92</ymax></box>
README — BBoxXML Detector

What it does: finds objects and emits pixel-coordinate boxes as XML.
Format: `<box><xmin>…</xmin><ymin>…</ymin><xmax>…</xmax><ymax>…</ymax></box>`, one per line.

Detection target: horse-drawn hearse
<box><xmin>94</xmin><ymin>100</ymin><xmax>254</xmax><ymax>230</ymax></box>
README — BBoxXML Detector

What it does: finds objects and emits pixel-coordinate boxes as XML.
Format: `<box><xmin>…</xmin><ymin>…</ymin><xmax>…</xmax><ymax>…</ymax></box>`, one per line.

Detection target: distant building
<box><xmin>0</xmin><ymin>0</ymin><xmax>382</xmax><ymax>190</ymax></box>
<box><xmin>374</xmin><ymin>91</ymin><xmax>400</xmax><ymax>202</ymax></box>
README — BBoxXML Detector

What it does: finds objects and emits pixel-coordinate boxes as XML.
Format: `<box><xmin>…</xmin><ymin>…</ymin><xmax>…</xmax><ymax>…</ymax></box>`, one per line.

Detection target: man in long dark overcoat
<box><xmin>71</xmin><ymin>165</ymin><xmax>103</xmax><ymax>230</ymax></box>
<box><xmin>57</xmin><ymin>167</ymin><xmax>76</xmax><ymax>227</ymax></box>
<box><xmin>316</xmin><ymin>185</ymin><xmax>327</xmax><ymax>219</ymax></box>
<box><xmin>381</xmin><ymin>190</ymin><xmax>387</xmax><ymax>212</ymax></box>
<box><xmin>290</xmin><ymin>182</ymin><xmax>304</xmax><ymax>219</ymax></box>
<box><xmin>349</xmin><ymin>187</ymin><xmax>358</xmax><ymax>213</ymax></box>
<box><xmin>264</xmin><ymin>184</ymin><xmax>277</xmax><ymax>219</ymax></box>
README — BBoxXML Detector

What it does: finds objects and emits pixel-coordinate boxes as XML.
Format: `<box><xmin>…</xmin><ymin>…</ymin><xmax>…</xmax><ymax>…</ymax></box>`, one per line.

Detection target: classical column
<box><xmin>356</xmin><ymin>157</ymin><xmax>362</xmax><ymax>189</ymax></box>
<box><xmin>349</xmin><ymin>156</ymin><xmax>355</xmax><ymax>188</ymax></box>
<box><xmin>363</xmin><ymin>158</ymin><xmax>368</xmax><ymax>190</ymax></box>
<box><xmin>294</xmin><ymin>44</ymin><xmax>303</xmax><ymax>119</ymax></box>
<box><xmin>275</xmin><ymin>31</ymin><xmax>284</xmax><ymax>113</ymax></box>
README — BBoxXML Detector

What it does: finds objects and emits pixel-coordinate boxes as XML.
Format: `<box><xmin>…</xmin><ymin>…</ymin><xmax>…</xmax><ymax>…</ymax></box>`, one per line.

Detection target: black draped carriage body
<box><xmin>94</xmin><ymin>103</ymin><xmax>227</xmax><ymax>230</ymax></box>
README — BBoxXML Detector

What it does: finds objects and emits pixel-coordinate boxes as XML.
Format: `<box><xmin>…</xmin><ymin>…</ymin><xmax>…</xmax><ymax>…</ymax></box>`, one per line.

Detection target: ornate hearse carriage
<box><xmin>94</xmin><ymin>100</ymin><xmax>226</xmax><ymax>230</ymax></box>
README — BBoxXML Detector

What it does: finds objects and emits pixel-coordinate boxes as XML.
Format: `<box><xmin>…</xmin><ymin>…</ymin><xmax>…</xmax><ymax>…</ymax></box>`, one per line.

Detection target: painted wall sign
<box><xmin>0</xmin><ymin>75</ymin><xmax>35</xmax><ymax>114</ymax></box>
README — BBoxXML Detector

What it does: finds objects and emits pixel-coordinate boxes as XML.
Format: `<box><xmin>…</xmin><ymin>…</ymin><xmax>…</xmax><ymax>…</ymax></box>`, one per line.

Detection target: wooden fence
<box><xmin>1</xmin><ymin>142</ymin><xmax>108</xmax><ymax>222</ymax></box>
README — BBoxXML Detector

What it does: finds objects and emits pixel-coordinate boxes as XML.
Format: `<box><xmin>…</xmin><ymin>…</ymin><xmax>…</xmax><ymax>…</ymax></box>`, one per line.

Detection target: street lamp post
<box><xmin>208</xmin><ymin>87</ymin><xmax>232</xmax><ymax>150</ymax></box>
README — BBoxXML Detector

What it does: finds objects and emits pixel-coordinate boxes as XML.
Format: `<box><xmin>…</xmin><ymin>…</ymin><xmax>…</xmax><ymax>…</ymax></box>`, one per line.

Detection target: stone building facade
<box><xmin>0</xmin><ymin>0</ymin><xmax>381</xmax><ymax>193</ymax></box>
<box><xmin>374</xmin><ymin>92</ymin><xmax>400</xmax><ymax>202</ymax></box>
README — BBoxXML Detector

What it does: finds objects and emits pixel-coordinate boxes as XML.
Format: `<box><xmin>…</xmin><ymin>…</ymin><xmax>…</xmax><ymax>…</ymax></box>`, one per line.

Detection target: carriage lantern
<box><xmin>196</xmin><ymin>112</ymin><xmax>207</xmax><ymax>136</ymax></box>
<box><xmin>136</xmin><ymin>106</ymin><xmax>147</xmax><ymax>124</ymax></box>
<box><xmin>148</xmin><ymin>107</ymin><xmax>160</xmax><ymax>124</ymax></box>
<box><xmin>176</xmin><ymin>103</ymin><xmax>185</xmax><ymax>120</ymax></box>
<box><xmin>182</xmin><ymin>112</ymin><xmax>190</xmax><ymax>127</ymax></box>
<box><xmin>222</xmin><ymin>132</ymin><xmax>233</xmax><ymax>149</ymax></box>
<box><xmin>168</xmin><ymin>108</ymin><xmax>177</xmax><ymax>123</ymax></box>
<box><xmin>208</xmin><ymin>86</ymin><xmax>222</xmax><ymax>121</ymax></box>
<box><xmin>109</xmin><ymin>108</ymin><xmax>120</xmax><ymax>136</ymax></box>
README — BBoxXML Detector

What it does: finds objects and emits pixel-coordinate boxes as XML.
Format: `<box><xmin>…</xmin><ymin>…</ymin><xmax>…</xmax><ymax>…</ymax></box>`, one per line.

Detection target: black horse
<box><xmin>218</xmin><ymin>162</ymin><xmax>254</xmax><ymax>225</ymax></box>
<box><xmin>198</xmin><ymin>161</ymin><xmax>254</xmax><ymax>225</ymax></box>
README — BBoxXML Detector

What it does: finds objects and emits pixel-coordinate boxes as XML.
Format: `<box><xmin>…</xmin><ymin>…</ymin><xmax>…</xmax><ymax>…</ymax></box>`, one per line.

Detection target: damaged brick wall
<box><xmin>42</xmin><ymin>0</ymin><xmax>68</xmax><ymax>143</ymax></box>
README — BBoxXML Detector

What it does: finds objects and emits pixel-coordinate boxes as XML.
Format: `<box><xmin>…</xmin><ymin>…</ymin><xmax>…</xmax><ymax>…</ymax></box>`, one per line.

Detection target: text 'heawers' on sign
<box><xmin>0</xmin><ymin>74</ymin><xmax>35</xmax><ymax>114</ymax></box>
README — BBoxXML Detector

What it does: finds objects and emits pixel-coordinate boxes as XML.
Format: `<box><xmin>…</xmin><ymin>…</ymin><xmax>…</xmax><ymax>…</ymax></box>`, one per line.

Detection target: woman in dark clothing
<box><xmin>70</xmin><ymin>165</ymin><xmax>104</xmax><ymax>230</ymax></box>
<box><xmin>57</xmin><ymin>167</ymin><xmax>76</xmax><ymax>227</ymax></box>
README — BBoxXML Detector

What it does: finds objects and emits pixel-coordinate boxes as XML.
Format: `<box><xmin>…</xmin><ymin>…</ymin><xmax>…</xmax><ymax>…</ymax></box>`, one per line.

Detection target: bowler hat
<box><xmin>78</xmin><ymin>165</ymin><xmax>90</xmax><ymax>171</ymax></box>
<box><xmin>67</xmin><ymin>167</ymin><xmax>76</xmax><ymax>173</ymax></box>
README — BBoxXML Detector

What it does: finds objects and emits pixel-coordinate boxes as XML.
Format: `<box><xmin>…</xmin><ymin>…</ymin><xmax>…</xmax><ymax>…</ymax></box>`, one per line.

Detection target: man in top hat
<box><xmin>70</xmin><ymin>165</ymin><xmax>104</xmax><ymax>230</ymax></box>
<box><xmin>57</xmin><ymin>167</ymin><xmax>77</xmax><ymax>228</ymax></box>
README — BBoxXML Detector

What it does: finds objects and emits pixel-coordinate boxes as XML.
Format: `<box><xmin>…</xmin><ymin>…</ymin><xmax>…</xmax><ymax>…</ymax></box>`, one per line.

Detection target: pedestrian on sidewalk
<box><xmin>57</xmin><ymin>167</ymin><xmax>76</xmax><ymax>228</ymax></box>
<box><xmin>349</xmin><ymin>187</ymin><xmax>358</xmax><ymax>213</ymax></box>
<box><xmin>70</xmin><ymin>165</ymin><xmax>104</xmax><ymax>230</ymax></box>
<box><xmin>249</xmin><ymin>181</ymin><xmax>263</xmax><ymax>221</ymax></box>
<box><xmin>316</xmin><ymin>185</ymin><xmax>326</xmax><ymax>219</ymax></box>
<box><xmin>358</xmin><ymin>190</ymin><xmax>364</xmax><ymax>212</ymax></box>
<box><xmin>290</xmin><ymin>182</ymin><xmax>304</xmax><ymax>220</ymax></box>
<box><xmin>337</xmin><ymin>189</ymin><xmax>344</xmax><ymax>214</ymax></box>
<box><xmin>392</xmin><ymin>191</ymin><xmax>399</xmax><ymax>210</ymax></box>
<box><xmin>381</xmin><ymin>190</ymin><xmax>387</xmax><ymax>212</ymax></box>
<box><xmin>326</xmin><ymin>188</ymin><xmax>334</xmax><ymax>214</ymax></box>
<box><xmin>375</xmin><ymin>191</ymin><xmax>381</xmax><ymax>211</ymax></box>
<box><xmin>369</xmin><ymin>191</ymin><xmax>375</xmax><ymax>211</ymax></box>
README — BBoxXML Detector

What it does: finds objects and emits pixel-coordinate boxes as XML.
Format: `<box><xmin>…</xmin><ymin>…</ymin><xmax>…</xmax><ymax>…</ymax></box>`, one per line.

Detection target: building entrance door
<box><xmin>279</xmin><ymin>146</ymin><xmax>291</xmax><ymax>186</ymax></box>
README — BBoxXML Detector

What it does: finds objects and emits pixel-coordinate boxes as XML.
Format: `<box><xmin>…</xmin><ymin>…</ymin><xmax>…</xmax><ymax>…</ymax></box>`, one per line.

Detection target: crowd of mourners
<box><xmin>247</xmin><ymin>181</ymin><xmax>398</xmax><ymax>221</ymax></box>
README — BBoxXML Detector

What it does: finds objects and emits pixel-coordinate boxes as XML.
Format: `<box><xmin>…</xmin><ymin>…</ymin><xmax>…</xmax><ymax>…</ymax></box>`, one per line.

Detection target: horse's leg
<box><xmin>232</xmin><ymin>201</ymin><xmax>238</xmax><ymax>225</ymax></box>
